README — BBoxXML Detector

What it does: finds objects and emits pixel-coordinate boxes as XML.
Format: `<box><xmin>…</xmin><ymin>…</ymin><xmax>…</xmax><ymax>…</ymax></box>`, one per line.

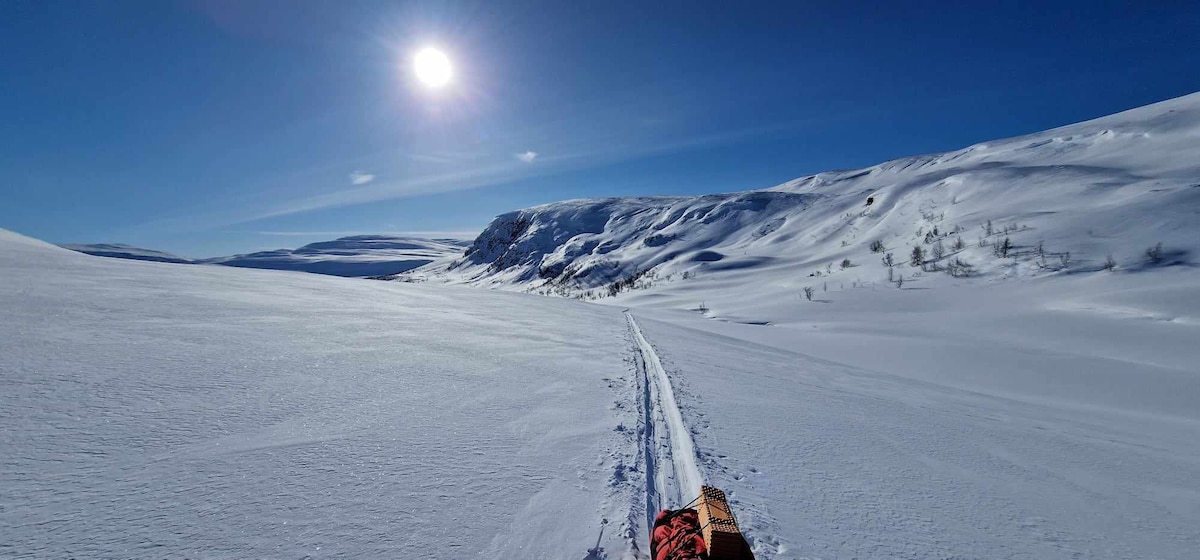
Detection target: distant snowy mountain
<box><xmin>202</xmin><ymin>235</ymin><xmax>469</xmax><ymax>278</ymax></box>
<box><xmin>65</xmin><ymin>235</ymin><xmax>470</xmax><ymax>278</ymax></box>
<box><xmin>411</xmin><ymin>92</ymin><xmax>1200</xmax><ymax>301</ymax></box>
<box><xmin>60</xmin><ymin>243</ymin><xmax>194</xmax><ymax>264</ymax></box>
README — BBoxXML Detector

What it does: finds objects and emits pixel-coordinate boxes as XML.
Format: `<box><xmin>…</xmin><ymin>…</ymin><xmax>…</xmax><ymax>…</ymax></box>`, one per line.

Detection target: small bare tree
<box><xmin>946</xmin><ymin>257</ymin><xmax>974</xmax><ymax>278</ymax></box>
<box><xmin>931</xmin><ymin>239</ymin><xmax>945</xmax><ymax>260</ymax></box>
<box><xmin>1103</xmin><ymin>254</ymin><xmax>1117</xmax><ymax>271</ymax></box>
<box><xmin>841</xmin><ymin>258</ymin><xmax>852</xmax><ymax>269</ymax></box>
<box><xmin>803</xmin><ymin>287</ymin><xmax>815</xmax><ymax>301</ymax></box>
<box><xmin>1145</xmin><ymin>242</ymin><xmax>1164</xmax><ymax>265</ymax></box>
<box><xmin>895</xmin><ymin>274</ymin><xmax>904</xmax><ymax>289</ymax></box>
<box><xmin>870</xmin><ymin>239</ymin><xmax>885</xmax><ymax>253</ymax></box>
<box><xmin>881</xmin><ymin>252</ymin><xmax>895</xmax><ymax>268</ymax></box>
<box><xmin>952</xmin><ymin>237</ymin><xmax>965</xmax><ymax>251</ymax></box>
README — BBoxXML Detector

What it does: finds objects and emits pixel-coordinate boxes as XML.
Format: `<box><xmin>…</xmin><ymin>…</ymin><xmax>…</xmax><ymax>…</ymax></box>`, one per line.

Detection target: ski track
<box><xmin>626</xmin><ymin>311</ymin><xmax>704</xmax><ymax>532</ymax></box>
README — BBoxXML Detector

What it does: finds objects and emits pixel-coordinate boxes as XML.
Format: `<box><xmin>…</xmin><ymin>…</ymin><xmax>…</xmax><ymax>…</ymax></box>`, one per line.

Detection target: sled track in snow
<box><xmin>625</xmin><ymin>312</ymin><xmax>703</xmax><ymax>531</ymax></box>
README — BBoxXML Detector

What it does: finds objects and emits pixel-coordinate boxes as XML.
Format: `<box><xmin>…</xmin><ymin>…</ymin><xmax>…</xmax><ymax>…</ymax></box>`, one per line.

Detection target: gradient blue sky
<box><xmin>3</xmin><ymin>1</ymin><xmax>1198</xmax><ymax>257</ymax></box>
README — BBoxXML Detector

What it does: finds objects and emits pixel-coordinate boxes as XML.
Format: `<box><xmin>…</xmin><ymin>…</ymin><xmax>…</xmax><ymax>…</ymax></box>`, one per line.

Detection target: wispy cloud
<box><xmin>126</xmin><ymin>99</ymin><xmax>848</xmax><ymax>238</ymax></box>
<box><xmin>349</xmin><ymin>171</ymin><xmax>375</xmax><ymax>185</ymax></box>
<box><xmin>255</xmin><ymin>229</ymin><xmax>480</xmax><ymax>240</ymax></box>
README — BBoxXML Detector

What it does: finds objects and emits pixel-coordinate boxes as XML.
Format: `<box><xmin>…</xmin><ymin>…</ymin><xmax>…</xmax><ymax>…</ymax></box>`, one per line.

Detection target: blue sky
<box><xmin>2</xmin><ymin>1</ymin><xmax>1198</xmax><ymax>257</ymax></box>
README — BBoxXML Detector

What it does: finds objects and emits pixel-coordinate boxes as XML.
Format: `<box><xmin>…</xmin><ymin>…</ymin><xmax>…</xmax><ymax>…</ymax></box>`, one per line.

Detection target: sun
<box><xmin>413</xmin><ymin>47</ymin><xmax>452</xmax><ymax>88</ymax></box>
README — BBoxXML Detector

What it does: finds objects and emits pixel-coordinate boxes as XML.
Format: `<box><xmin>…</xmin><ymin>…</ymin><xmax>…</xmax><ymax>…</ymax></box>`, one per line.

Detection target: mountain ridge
<box><xmin>402</xmin><ymin>92</ymin><xmax>1200</xmax><ymax>301</ymax></box>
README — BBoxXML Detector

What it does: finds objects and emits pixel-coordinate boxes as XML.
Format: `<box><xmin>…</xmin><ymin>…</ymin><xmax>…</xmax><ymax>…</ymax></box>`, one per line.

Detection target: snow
<box><xmin>60</xmin><ymin>242</ymin><xmax>194</xmax><ymax>264</ymax></box>
<box><xmin>414</xmin><ymin>92</ymin><xmax>1200</xmax><ymax>298</ymax></box>
<box><xmin>0</xmin><ymin>230</ymin><xmax>638</xmax><ymax>558</ymax></box>
<box><xmin>201</xmin><ymin>235</ymin><xmax>470</xmax><ymax>277</ymax></box>
<box><xmin>628</xmin><ymin>314</ymin><xmax>700</xmax><ymax>522</ymax></box>
<box><xmin>5</xmin><ymin>92</ymin><xmax>1200</xmax><ymax>559</ymax></box>
<box><xmin>62</xmin><ymin>235</ymin><xmax>470</xmax><ymax>278</ymax></box>
<box><xmin>405</xmin><ymin>91</ymin><xmax>1200</xmax><ymax>558</ymax></box>
<box><xmin>623</xmin><ymin>269</ymin><xmax>1200</xmax><ymax>558</ymax></box>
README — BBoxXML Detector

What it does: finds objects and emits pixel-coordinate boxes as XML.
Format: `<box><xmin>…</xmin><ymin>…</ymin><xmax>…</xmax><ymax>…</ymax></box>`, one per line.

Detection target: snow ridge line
<box><xmin>625</xmin><ymin>311</ymin><xmax>704</xmax><ymax>530</ymax></box>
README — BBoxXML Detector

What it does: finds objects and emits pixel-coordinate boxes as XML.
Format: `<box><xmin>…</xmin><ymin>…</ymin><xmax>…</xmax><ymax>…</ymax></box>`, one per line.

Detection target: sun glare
<box><xmin>414</xmin><ymin>48</ymin><xmax>452</xmax><ymax>88</ymax></box>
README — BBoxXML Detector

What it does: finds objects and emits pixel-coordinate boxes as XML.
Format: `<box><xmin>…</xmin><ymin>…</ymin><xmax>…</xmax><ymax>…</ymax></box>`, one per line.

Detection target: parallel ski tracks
<box><xmin>625</xmin><ymin>311</ymin><xmax>703</xmax><ymax>531</ymax></box>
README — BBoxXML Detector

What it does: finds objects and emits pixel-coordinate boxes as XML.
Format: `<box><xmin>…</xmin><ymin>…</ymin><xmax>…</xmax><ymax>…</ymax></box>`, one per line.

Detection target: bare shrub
<box><xmin>1145</xmin><ymin>242</ymin><xmax>1164</xmax><ymax>265</ymax></box>
<box><xmin>870</xmin><ymin>240</ymin><xmax>885</xmax><ymax>253</ymax></box>
<box><xmin>803</xmin><ymin>287</ymin><xmax>815</xmax><ymax>301</ymax></box>
<box><xmin>1103</xmin><ymin>254</ymin><xmax>1117</xmax><ymax>271</ymax></box>
<box><xmin>946</xmin><ymin>257</ymin><xmax>974</xmax><ymax>278</ymax></box>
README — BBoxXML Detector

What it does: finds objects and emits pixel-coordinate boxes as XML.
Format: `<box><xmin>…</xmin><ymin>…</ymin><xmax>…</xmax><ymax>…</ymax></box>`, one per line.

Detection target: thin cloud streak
<box><xmin>234</xmin><ymin>120</ymin><xmax>811</xmax><ymax>224</ymax></box>
<box><xmin>131</xmin><ymin>112</ymin><xmax>842</xmax><ymax>236</ymax></box>
<box><xmin>254</xmin><ymin>229</ymin><xmax>479</xmax><ymax>239</ymax></box>
<box><xmin>349</xmin><ymin>171</ymin><xmax>375</xmax><ymax>185</ymax></box>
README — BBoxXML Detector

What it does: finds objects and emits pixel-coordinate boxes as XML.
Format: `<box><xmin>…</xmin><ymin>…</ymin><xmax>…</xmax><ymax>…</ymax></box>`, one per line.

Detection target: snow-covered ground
<box><xmin>5</xmin><ymin>224</ymin><xmax>1199</xmax><ymax>559</ymax></box>
<box><xmin>622</xmin><ymin>268</ymin><xmax>1200</xmax><ymax>559</ymax></box>
<box><xmin>1</xmin><ymin>230</ymin><xmax>638</xmax><ymax>559</ymax></box>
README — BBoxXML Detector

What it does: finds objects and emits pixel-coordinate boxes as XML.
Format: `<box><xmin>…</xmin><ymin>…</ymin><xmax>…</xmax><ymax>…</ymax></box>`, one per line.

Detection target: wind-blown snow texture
<box><xmin>0</xmin><ymin>231</ymin><xmax>639</xmax><ymax>559</ymax></box>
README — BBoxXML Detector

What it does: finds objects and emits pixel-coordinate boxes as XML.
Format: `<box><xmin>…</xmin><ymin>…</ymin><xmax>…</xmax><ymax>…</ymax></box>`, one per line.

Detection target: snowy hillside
<box><xmin>60</xmin><ymin>242</ymin><xmax>194</xmax><ymax>264</ymax></box>
<box><xmin>413</xmin><ymin>92</ymin><xmax>1200</xmax><ymax>300</ymax></box>
<box><xmin>201</xmin><ymin>235</ymin><xmax>468</xmax><ymax>277</ymax></box>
